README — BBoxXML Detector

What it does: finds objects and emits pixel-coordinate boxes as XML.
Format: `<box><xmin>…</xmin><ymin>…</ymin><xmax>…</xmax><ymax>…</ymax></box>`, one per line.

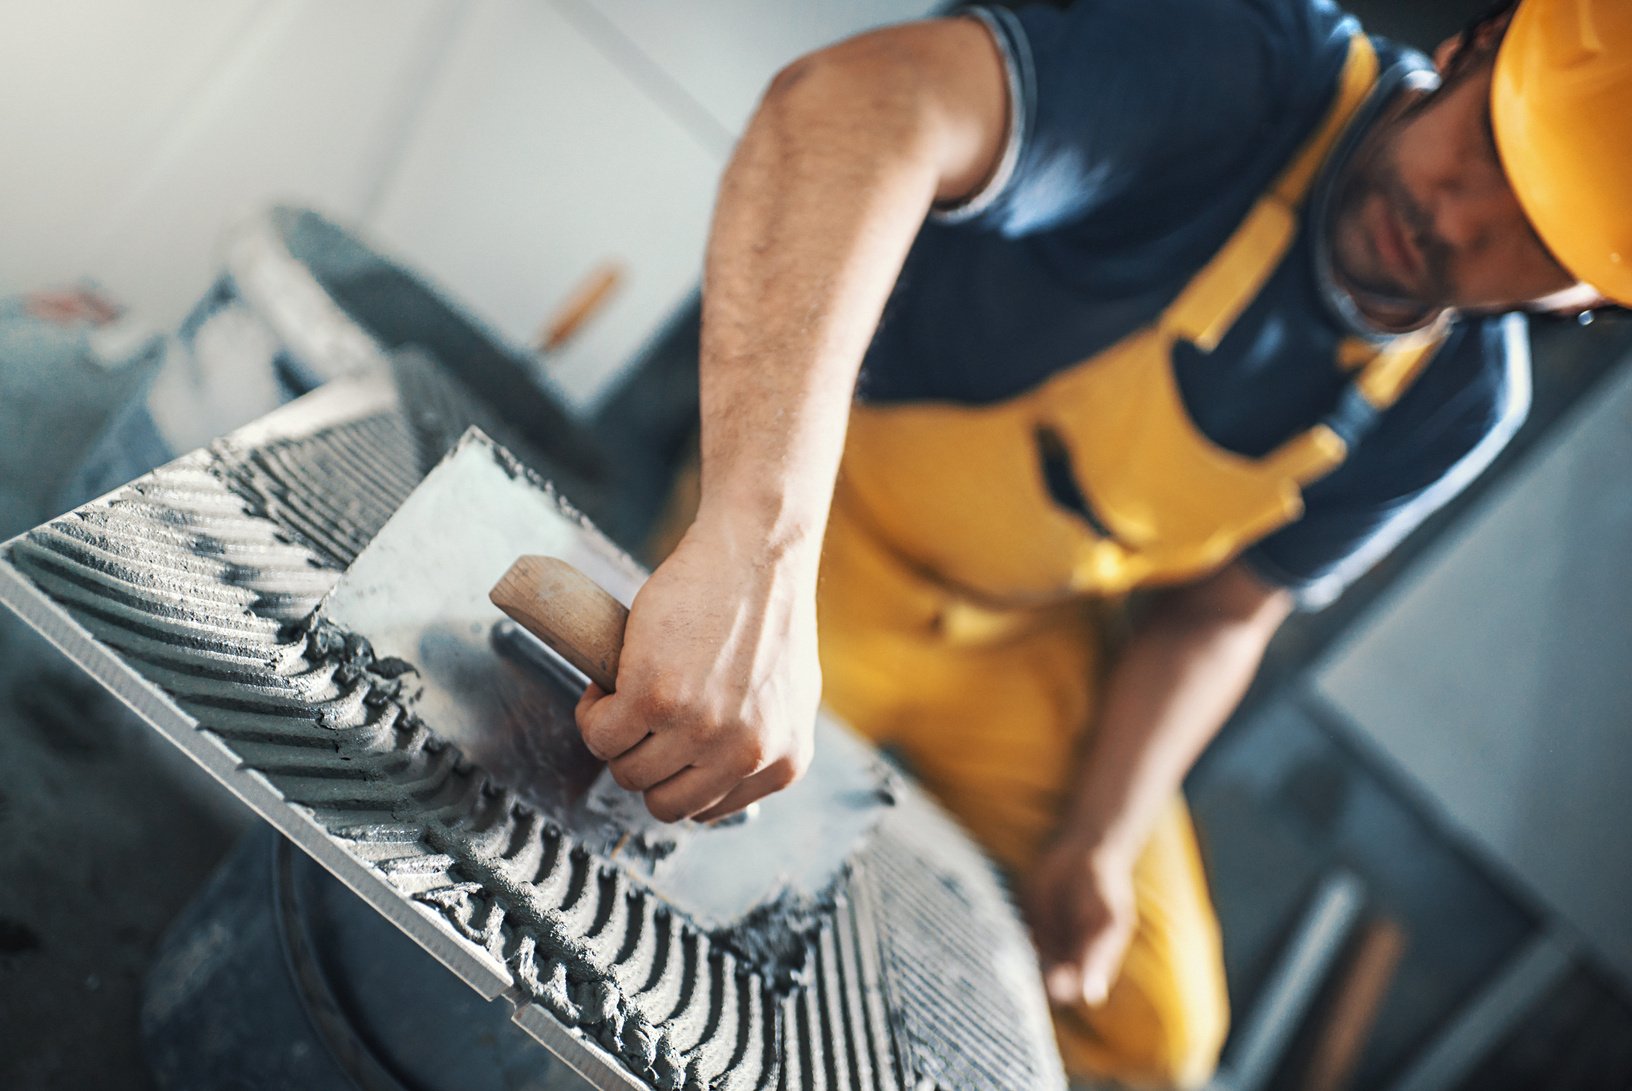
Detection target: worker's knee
<box><xmin>1151</xmin><ymin>999</ymin><xmax>1228</xmax><ymax>1090</ymax></box>
<box><xmin>1058</xmin><ymin>967</ymin><xmax>1229</xmax><ymax>1090</ymax></box>
<box><xmin>1065</xmin><ymin>1017</ymin><xmax>1226</xmax><ymax>1090</ymax></box>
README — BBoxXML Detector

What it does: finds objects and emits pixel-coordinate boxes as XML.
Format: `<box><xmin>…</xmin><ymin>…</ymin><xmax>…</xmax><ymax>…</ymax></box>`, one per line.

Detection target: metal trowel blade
<box><xmin>317</xmin><ymin>432</ymin><xmax>668</xmax><ymax>850</ymax></box>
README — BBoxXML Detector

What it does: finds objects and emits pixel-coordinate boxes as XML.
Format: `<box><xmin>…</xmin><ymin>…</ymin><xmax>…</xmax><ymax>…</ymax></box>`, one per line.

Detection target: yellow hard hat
<box><xmin>1491</xmin><ymin>0</ymin><xmax>1632</xmax><ymax>305</ymax></box>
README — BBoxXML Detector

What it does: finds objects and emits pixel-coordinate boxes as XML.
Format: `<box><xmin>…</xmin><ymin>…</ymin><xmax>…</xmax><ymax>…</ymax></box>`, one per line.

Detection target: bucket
<box><xmin>141</xmin><ymin>828</ymin><xmax>585</xmax><ymax>1091</ymax></box>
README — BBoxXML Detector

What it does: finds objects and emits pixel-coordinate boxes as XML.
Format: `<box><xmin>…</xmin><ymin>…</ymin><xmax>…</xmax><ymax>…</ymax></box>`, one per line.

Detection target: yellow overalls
<box><xmin>818</xmin><ymin>36</ymin><xmax>1442</xmax><ymax>1088</ymax></box>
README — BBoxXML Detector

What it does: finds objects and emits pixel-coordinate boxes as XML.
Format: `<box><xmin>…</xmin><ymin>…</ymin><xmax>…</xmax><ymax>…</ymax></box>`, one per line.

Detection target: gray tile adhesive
<box><xmin>0</xmin><ymin>355</ymin><xmax>1066</xmax><ymax>1091</ymax></box>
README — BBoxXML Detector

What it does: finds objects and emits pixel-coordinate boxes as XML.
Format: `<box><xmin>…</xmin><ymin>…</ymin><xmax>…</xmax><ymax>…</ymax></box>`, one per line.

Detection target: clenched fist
<box><xmin>576</xmin><ymin>515</ymin><xmax>820</xmax><ymax>822</ymax></box>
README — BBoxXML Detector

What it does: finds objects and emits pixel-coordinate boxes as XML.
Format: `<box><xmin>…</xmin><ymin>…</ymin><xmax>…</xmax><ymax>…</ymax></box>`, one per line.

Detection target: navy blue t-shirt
<box><xmin>858</xmin><ymin>0</ymin><xmax>1529</xmax><ymax>608</ymax></box>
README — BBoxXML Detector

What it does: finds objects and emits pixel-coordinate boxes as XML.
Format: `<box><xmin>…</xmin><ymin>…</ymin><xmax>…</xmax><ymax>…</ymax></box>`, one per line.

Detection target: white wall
<box><xmin>0</xmin><ymin>1</ymin><xmax>460</xmax><ymax>325</ymax></box>
<box><xmin>363</xmin><ymin>0</ymin><xmax>723</xmax><ymax>405</ymax></box>
<box><xmin>0</xmin><ymin>0</ymin><xmax>931</xmax><ymax>406</ymax></box>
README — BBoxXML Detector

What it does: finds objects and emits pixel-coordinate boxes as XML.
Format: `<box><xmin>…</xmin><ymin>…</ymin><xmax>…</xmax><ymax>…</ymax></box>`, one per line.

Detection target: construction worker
<box><xmin>577</xmin><ymin>0</ymin><xmax>1630</xmax><ymax>1084</ymax></box>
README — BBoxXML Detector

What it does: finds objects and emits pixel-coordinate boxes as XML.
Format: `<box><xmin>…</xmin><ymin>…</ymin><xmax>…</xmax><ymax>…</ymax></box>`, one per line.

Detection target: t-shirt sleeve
<box><xmin>936</xmin><ymin>0</ymin><xmax>1303</xmax><ymax>235</ymax></box>
<box><xmin>1241</xmin><ymin>315</ymin><xmax>1532</xmax><ymax>609</ymax></box>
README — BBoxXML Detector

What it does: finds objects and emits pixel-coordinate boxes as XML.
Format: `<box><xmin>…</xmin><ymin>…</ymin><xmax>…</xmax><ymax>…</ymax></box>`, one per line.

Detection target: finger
<box><xmin>1023</xmin><ymin>877</ymin><xmax>1069</xmax><ymax>965</ymax></box>
<box><xmin>642</xmin><ymin>765</ymin><xmax>738</xmax><ymax>824</ymax></box>
<box><xmin>1037</xmin><ymin>902</ymin><xmax>1085</xmax><ymax>1004</ymax></box>
<box><xmin>1035</xmin><ymin>884</ymin><xmax>1106</xmax><ymax>1006</ymax></box>
<box><xmin>1059</xmin><ymin>893</ymin><xmax>1130</xmax><ymax>1007</ymax></box>
<box><xmin>1044</xmin><ymin>963</ymin><xmax>1085</xmax><ymax>1007</ymax></box>
<box><xmin>608</xmin><ymin>731</ymin><xmax>694</xmax><ymax>792</ymax></box>
<box><xmin>691</xmin><ymin>763</ymin><xmax>795</xmax><ymax>823</ymax></box>
<box><xmin>1075</xmin><ymin>920</ymin><xmax>1131</xmax><ymax>1007</ymax></box>
<box><xmin>575</xmin><ymin>688</ymin><xmax>648</xmax><ymax>760</ymax></box>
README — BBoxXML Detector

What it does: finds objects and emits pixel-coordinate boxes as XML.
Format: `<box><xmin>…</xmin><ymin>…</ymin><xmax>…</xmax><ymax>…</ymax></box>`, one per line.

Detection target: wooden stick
<box><xmin>1301</xmin><ymin>915</ymin><xmax>1408</xmax><ymax>1091</ymax></box>
<box><xmin>537</xmin><ymin>262</ymin><xmax>623</xmax><ymax>353</ymax></box>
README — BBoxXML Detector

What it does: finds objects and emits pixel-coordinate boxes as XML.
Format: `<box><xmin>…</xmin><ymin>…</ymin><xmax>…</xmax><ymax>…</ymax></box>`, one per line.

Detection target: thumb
<box><xmin>1073</xmin><ymin>912</ymin><xmax>1130</xmax><ymax>1007</ymax></box>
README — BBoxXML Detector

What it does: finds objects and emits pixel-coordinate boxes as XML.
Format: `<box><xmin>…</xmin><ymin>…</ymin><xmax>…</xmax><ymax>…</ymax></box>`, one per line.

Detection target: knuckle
<box><xmin>764</xmin><ymin>758</ymin><xmax>799</xmax><ymax>793</ymax></box>
<box><xmin>645</xmin><ymin>795</ymin><xmax>688</xmax><ymax>824</ymax></box>
<box><xmin>579</xmin><ymin>722</ymin><xmax>619</xmax><ymax>761</ymax></box>
<box><xmin>725</xmin><ymin>732</ymin><xmax>768</xmax><ymax>778</ymax></box>
<box><xmin>639</xmin><ymin>681</ymin><xmax>689</xmax><ymax>725</ymax></box>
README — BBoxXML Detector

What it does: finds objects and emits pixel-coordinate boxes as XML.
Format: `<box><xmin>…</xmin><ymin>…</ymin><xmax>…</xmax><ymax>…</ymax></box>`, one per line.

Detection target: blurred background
<box><xmin>1</xmin><ymin>1</ymin><xmax>1629</xmax><ymax>1089</ymax></box>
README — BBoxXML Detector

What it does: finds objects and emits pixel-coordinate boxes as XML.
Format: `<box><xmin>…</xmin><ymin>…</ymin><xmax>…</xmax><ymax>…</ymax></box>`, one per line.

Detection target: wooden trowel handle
<box><xmin>490</xmin><ymin>556</ymin><xmax>627</xmax><ymax>692</ymax></box>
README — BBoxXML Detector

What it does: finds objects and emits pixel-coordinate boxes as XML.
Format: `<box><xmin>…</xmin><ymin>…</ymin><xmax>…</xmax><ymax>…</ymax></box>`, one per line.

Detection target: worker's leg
<box><xmin>818</xmin><ymin>497</ymin><xmax>1229</xmax><ymax>1088</ymax></box>
<box><xmin>825</xmin><ymin>637</ymin><xmax>1229</xmax><ymax>1087</ymax></box>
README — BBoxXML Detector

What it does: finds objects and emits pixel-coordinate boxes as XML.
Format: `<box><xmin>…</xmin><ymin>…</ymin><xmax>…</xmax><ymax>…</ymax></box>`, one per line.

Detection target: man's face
<box><xmin>1327</xmin><ymin>32</ymin><xmax>1595</xmax><ymax>324</ymax></box>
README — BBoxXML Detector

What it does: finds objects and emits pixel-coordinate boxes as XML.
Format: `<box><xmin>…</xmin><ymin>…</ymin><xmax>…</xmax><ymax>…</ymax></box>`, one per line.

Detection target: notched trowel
<box><xmin>317</xmin><ymin>430</ymin><xmax>890</xmax><ymax>930</ymax></box>
<box><xmin>487</xmin><ymin>553</ymin><xmax>756</xmax><ymax>837</ymax></box>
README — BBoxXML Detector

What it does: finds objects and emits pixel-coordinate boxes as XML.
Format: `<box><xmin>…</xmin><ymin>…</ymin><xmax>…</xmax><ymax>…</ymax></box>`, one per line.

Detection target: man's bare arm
<box><xmin>1027</xmin><ymin>562</ymin><xmax>1293</xmax><ymax>1004</ymax></box>
<box><xmin>700</xmin><ymin>20</ymin><xmax>1010</xmax><ymax>531</ymax></box>
<box><xmin>577</xmin><ymin>19</ymin><xmax>1012</xmax><ymax>821</ymax></box>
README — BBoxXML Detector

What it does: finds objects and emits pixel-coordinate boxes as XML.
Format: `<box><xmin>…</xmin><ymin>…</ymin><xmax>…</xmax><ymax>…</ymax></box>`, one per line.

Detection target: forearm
<box><xmin>694</xmin><ymin>23</ymin><xmax>1007</xmax><ymax>561</ymax></box>
<box><xmin>588</xmin><ymin>22</ymin><xmax>1008</xmax><ymax>822</ymax></box>
<box><xmin>1061</xmin><ymin>572</ymin><xmax>1289</xmax><ymax>864</ymax></box>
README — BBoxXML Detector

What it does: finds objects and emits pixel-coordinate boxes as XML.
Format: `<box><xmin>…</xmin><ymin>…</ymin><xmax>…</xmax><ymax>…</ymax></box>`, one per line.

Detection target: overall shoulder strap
<box><xmin>1264</xmin><ymin>326</ymin><xmax>1448</xmax><ymax>486</ymax></box>
<box><xmin>1167</xmin><ymin>35</ymin><xmax>1381</xmax><ymax>350</ymax></box>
